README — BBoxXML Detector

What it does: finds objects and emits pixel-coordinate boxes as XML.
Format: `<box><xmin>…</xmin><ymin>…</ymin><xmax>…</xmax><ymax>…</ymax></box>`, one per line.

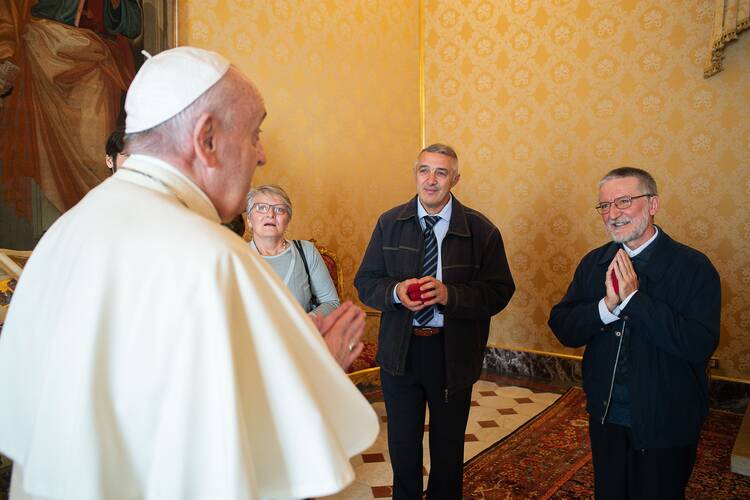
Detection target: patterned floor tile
<box><xmin>495</xmin><ymin>386</ymin><xmax>534</xmax><ymax>398</ymax></box>
<box><xmin>531</xmin><ymin>391</ymin><xmax>563</xmax><ymax>403</ymax></box>
<box><xmin>464</xmin><ymin>440</ymin><xmax>492</xmax><ymax>461</ymax></box>
<box><xmin>362</xmin><ymin>453</ymin><xmax>386</xmax><ymax>463</ymax></box>
<box><xmin>473</xmin><ymin>380</ymin><xmax>500</xmax><ymax>390</ymax></box>
<box><xmin>321</xmin><ymin>382</ymin><xmax>560</xmax><ymax>499</ymax></box>
<box><xmin>514</xmin><ymin>401</ymin><xmax>552</xmax><ymax>416</ymax></box>
<box><xmin>474</xmin><ymin>395</ymin><xmax>518</xmax><ymax>409</ymax></box>
<box><xmin>472</xmin><ymin>426</ymin><xmax>510</xmax><ymax>444</ymax></box>
<box><xmin>499</xmin><ymin>412</ymin><xmax>536</xmax><ymax>430</ymax></box>
<box><xmin>371</xmin><ymin>485</ymin><xmax>393</xmax><ymax>498</ymax></box>
<box><xmin>470</xmin><ymin>406</ymin><xmax>507</xmax><ymax>420</ymax></box>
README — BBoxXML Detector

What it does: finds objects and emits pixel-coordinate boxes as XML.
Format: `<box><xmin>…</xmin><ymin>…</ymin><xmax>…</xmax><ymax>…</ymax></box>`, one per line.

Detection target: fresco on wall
<box><xmin>0</xmin><ymin>0</ymin><xmax>176</xmax><ymax>247</ymax></box>
<box><xmin>0</xmin><ymin>0</ymin><xmax>144</xmax><ymax>229</ymax></box>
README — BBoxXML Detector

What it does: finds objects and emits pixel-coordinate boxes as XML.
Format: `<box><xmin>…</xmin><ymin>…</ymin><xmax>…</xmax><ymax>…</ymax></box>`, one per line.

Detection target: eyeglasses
<box><xmin>595</xmin><ymin>194</ymin><xmax>653</xmax><ymax>214</ymax></box>
<box><xmin>251</xmin><ymin>202</ymin><xmax>289</xmax><ymax>215</ymax></box>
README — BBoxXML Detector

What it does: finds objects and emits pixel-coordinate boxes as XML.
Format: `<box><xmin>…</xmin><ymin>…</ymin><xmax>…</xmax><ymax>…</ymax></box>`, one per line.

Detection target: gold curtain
<box><xmin>705</xmin><ymin>0</ymin><xmax>750</xmax><ymax>77</ymax></box>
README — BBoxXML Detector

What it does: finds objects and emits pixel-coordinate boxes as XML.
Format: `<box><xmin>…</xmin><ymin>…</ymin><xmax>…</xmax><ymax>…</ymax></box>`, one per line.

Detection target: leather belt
<box><xmin>412</xmin><ymin>327</ymin><xmax>443</xmax><ymax>337</ymax></box>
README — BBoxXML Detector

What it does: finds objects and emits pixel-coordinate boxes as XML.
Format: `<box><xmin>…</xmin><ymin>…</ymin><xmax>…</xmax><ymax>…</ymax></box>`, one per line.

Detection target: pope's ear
<box><xmin>193</xmin><ymin>113</ymin><xmax>218</xmax><ymax>167</ymax></box>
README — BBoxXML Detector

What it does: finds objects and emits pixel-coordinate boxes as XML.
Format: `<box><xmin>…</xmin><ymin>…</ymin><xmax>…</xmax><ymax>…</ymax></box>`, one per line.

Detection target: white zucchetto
<box><xmin>125</xmin><ymin>46</ymin><xmax>230</xmax><ymax>133</ymax></box>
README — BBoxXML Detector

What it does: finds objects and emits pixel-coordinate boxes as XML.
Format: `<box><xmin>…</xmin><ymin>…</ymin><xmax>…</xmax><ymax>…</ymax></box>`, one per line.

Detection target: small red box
<box><xmin>611</xmin><ymin>269</ymin><xmax>619</xmax><ymax>295</ymax></box>
<box><xmin>407</xmin><ymin>283</ymin><xmax>423</xmax><ymax>301</ymax></box>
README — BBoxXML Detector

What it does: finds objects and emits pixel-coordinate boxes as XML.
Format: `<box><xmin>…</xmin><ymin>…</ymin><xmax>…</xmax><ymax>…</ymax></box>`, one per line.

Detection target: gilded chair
<box><xmin>310</xmin><ymin>240</ymin><xmax>379</xmax><ymax>383</ymax></box>
<box><xmin>311</xmin><ymin>239</ymin><xmax>344</xmax><ymax>297</ymax></box>
<box><xmin>0</xmin><ymin>249</ymin><xmax>31</xmax><ymax>327</ymax></box>
<box><xmin>243</xmin><ymin>232</ymin><xmax>380</xmax><ymax>386</ymax></box>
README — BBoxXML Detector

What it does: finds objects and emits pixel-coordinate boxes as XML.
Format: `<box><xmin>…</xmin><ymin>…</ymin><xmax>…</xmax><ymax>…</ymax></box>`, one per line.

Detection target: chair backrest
<box><xmin>310</xmin><ymin>239</ymin><xmax>343</xmax><ymax>297</ymax></box>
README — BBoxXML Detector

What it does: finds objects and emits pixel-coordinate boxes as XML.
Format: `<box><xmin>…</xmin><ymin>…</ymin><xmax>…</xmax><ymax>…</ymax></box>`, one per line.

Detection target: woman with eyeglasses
<box><xmin>246</xmin><ymin>184</ymin><xmax>340</xmax><ymax>317</ymax></box>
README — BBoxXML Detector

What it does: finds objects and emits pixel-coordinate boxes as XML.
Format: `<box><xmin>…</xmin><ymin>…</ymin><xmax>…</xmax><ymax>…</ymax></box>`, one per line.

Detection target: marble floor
<box><xmin>322</xmin><ymin>378</ymin><xmax>563</xmax><ymax>499</ymax></box>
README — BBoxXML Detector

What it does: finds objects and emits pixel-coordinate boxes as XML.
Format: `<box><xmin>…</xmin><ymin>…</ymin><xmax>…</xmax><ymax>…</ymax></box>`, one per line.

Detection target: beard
<box><xmin>605</xmin><ymin>209</ymin><xmax>651</xmax><ymax>245</ymax></box>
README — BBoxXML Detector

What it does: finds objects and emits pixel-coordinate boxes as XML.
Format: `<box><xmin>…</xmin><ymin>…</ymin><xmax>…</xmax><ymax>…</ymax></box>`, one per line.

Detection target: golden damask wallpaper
<box><xmin>424</xmin><ymin>0</ymin><xmax>750</xmax><ymax>379</ymax></box>
<box><xmin>178</xmin><ymin>0</ymin><xmax>421</xmax><ymax>302</ymax></box>
<box><xmin>179</xmin><ymin>0</ymin><xmax>750</xmax><ymax>379</ymax></box>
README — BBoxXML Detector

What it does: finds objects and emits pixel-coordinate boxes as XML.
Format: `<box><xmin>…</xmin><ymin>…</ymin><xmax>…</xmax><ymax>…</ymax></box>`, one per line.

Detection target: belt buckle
<box><xmin>413</xmin><ymin>327</ymin><xmax>440</xmax><ymax>337</ymax></box>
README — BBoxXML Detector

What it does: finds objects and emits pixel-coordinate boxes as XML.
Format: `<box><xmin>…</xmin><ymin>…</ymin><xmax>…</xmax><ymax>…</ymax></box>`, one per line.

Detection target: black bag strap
<box><xmin>293</xmin><ymin>240</ymin><xmax>319</xmax><ymax>307</ymax></box>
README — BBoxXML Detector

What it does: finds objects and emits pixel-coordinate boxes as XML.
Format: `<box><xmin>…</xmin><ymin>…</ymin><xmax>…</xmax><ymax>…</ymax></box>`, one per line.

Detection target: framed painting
<box><xmin>0</xmin><ymin>0</ymin><xmax>178</xmax><ymax>249</ymax></box>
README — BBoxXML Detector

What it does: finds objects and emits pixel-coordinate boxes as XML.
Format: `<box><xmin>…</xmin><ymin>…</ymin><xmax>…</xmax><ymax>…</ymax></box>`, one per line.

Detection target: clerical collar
<box><xmin>623</xmin><ymin>226</ymin><xmax>659</xmax><ymax>258</ymax></box>
<box><xmin>116</xmin><ymin>154</ymin><xmax>220</xmax><ymax>223</ymax></box>
<box><xmin>417</xmin><ymin>194</ymin><xmax>453</xmax><ymax>222</ymax></box>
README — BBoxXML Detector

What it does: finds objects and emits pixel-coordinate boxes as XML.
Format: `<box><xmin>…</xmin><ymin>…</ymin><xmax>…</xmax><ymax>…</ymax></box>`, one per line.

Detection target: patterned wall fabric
<box><xmin>180</xmin><ymin>1</ymin><xmax>750</xmax><ymax>379</ymax></box>
<box><xmin>424</xmin><ymin>0</ymin><xmax>750</xmax><ymax>379</ymax></box>
<box><xmin>178</xmin><ymin>0</ymin><xmax>421</xmax><ymax>305</ymax></box>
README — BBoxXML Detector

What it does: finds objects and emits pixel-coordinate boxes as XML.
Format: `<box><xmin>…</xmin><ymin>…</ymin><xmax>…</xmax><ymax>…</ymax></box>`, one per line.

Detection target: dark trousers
<box><xmin>588</xmin><ymin>417</ymin><xmax>697</xmax><ymax>500</ymax></box>
<box><xmin>381</xmin><ymin>333</ymin><xmax>472</xmax><ymax>500</ymax></box>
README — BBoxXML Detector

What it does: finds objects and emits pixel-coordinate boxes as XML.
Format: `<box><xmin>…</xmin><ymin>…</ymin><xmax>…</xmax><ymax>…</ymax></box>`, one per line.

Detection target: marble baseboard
<box><xmin>710</xmin><ymin>378</ymin><xmax>750</xmax><ymax>414</ymax></box>
<box><xmin>483</xmin><ymin>347</ymin><xmax>582</xmax><ymax>385</ymax></box>
<box><xmin>483</xmin><ymin>347</ymin><xmax>750</xmax><ymax>414</ymax></box>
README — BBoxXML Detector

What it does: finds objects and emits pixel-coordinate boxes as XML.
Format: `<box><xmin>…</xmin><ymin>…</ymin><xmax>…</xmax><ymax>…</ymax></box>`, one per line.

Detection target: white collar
<box><xmin>116</xmin><ymin>154</ymin><xmax>220</xmax><ymax>223</ymax></box>
<box><xmin>624</xmin><ymin>225</ymin><xmax>659</xmax><ymax>258</ymax></box>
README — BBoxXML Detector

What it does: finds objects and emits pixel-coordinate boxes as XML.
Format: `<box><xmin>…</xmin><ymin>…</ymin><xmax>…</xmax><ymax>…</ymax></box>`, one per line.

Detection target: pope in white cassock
<box><xmin>0</xmin><ymin>47</ymin><xmax>378</xmax><ymax>500</ymax></box>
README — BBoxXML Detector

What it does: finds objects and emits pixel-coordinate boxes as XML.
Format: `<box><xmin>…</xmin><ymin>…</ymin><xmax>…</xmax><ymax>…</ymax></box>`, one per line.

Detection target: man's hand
<box><xmin>311</xmin><ymin>301</ymin><xmax>366</xmax><ymax>371</ymax></box>
<box><xmin>395</xmin><ymin>278</ymin><xmax>429</xmax><ymax>312</ymax></box>
<box><xmin>414</xmin><ymin>275</ymin><xmax>448</xmax><ymax>306</ymax></box>
<box><xmin>604</xmin><ymin>249</ymin><xmax>639</xmax><ymax>311</ymax></box>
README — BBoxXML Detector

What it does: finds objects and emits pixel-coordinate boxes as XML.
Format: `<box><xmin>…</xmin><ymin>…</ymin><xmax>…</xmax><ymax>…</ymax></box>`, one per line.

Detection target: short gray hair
<box><xmin>246</xmin><ymin>184</ymin><xmax>293</xmax><ymax>219</ymax></box>
<box><xmin>599</xmin><ymin>167</ymin><xmax>658</xmax><ymax>196</ymax></box>
<box><xmin>416</xmin><ymin>143</ymin><xmax>459</xmax><ymax>174</ymax></box>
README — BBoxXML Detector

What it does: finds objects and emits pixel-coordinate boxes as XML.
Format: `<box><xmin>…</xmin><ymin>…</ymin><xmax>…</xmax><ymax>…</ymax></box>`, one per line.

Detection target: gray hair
<box><xmin>246</xmin><ymin>184</ymin><xmax>293</xmax><ymax>219</ymax></box>
<box><xmin>415</xmin><ymin>143</ymin><xmax>460</xmax><ymax>174</ymax></box>
<box><xmin>598</xmin><ymin>167</ymin><xmax>658</xmax><ymax>196</ymax></box>
<box><xmin>123</xmin><ymin>68</ymin><xmax>248</xmax><ymax>158</ymax></box>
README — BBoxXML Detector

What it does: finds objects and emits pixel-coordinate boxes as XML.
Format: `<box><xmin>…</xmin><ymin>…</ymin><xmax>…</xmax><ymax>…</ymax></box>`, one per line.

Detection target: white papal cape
<box><xmin>0</xmin><ymin>155</ymin><xmax>378</xmax><ymax>500</ymax></box>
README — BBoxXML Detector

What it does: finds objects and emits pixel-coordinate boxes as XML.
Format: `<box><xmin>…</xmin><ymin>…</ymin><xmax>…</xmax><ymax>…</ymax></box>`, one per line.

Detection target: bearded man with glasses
<box><xmin>549</xmin><ymin>167</ymin><xmax>720</xmax><ymax>499</ymax></box>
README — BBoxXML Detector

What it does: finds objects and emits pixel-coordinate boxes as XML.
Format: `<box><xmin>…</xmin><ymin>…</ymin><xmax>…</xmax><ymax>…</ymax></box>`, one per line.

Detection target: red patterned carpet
<box><xmin>463</xmin><ymin>387</ymin><xmax>750</xmax><ymax>499</ymax></box>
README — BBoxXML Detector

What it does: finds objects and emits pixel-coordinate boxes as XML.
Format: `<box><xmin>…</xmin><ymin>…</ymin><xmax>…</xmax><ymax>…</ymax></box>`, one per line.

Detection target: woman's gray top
<box><xmin>250</xmin><ymin>239</ymin><xmax>340</xmax><ymax>316</ymax></box>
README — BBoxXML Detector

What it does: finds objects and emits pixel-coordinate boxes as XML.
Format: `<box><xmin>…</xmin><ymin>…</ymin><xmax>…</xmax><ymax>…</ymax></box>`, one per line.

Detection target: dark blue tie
<box><xmin>414</xmin><ymin>215</ymin><xmax>440</xmax><ymax>326</ymax></box>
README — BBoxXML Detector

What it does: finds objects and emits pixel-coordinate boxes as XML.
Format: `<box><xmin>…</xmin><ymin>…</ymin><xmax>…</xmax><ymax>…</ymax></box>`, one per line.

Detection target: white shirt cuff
<box><xmin>598</xmin><ymin>291</ymin><xmax>638</xmax><ymax>324</ymax></box>
<box><xmin>393</xmin><ymin>284</ymin><xmax>401</xmax><ymax>304</ymax></box>
<box><xmin>616</xmin><ymin>290</ymin><xmax>637</xmax><ymax>313</ymax></box>
<box><xmin>599</xmin><ymin>299</ymin><xmax>620</xmax><ymax>324</ymax></box>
